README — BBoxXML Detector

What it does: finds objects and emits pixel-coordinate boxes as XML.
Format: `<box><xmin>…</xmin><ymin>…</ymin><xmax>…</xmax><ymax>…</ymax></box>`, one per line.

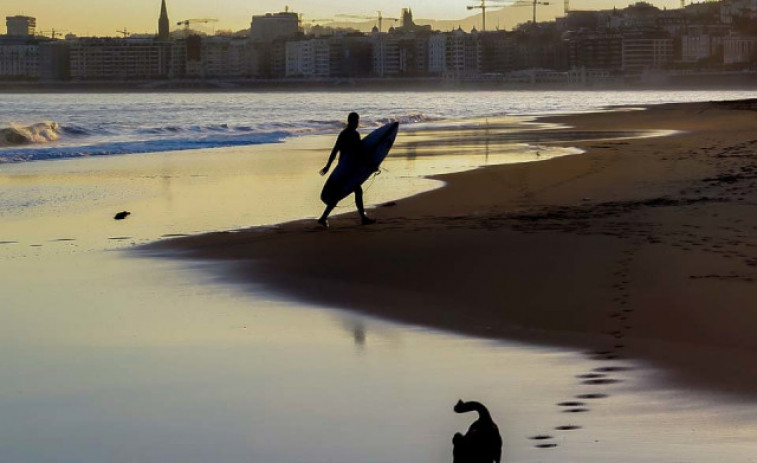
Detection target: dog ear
<box><xmin>454</xmin><ymin>399</ymin><xmax>465</xmax><ymax>411</ymax></box>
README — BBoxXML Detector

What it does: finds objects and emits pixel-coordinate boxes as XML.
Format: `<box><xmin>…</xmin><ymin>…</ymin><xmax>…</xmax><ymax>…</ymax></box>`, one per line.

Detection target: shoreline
<box><xmin>4</xmin><ymin>80</ymin><xmax>757</xmax><ymax>93</ymax></box>
<box><xmin>149</xmin><ymin>99</ymin><xmax>757</xmax><ymax>398</ymax></box>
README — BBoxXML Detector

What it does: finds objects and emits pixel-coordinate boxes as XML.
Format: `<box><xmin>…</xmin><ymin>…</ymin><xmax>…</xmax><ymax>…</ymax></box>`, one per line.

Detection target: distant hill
<box><xmin>327</xmin><ymin>3</ymin><xmax>567</xmax><ymax>33</ymax></box>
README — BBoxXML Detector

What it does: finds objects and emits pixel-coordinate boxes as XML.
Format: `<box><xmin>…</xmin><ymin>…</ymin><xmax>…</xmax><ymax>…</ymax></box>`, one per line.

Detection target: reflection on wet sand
<box><xmin>3</xmin><ymin>108</ymin><xmax>754</xmax><ymax>463</ymax></box>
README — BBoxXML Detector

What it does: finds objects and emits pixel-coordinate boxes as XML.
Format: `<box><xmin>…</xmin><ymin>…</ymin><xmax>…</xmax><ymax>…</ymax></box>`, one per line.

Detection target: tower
<box><xmin>6</xmin><ymin>15</ymin><xmax>36</xmax><ymax>36</ymax></box>
<box><xmin>158</xmin><ymin>0</ymin><xmax>169</xmax><ymax>40</ymax></box>
<box><xmin>402</xmin><ymin>8</ymin><xmax>413</xmax><ymax>28</ymax></box>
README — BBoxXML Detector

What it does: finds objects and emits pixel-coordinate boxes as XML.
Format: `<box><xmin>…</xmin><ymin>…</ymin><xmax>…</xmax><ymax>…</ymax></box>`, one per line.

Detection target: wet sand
<box><xmin>156</xmin><ymin>99</ymin><xmax>757</xmax><ymax>398</ymax></box>
<box><xmin>3</xmin><ymin>100</ymin><xmax>756</xmax><ymax>461</ymax></box>
<box><xmin>1</xmin><ymin>127</ymin><xmax>592</xmax><ymax>462</ymax></box>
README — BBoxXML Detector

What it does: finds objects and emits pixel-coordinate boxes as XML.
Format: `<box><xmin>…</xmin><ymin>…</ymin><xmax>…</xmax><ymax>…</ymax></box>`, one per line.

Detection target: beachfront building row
<box><xmin>4</xmin><ymin>30</ymin><xmax>756</xmax><ymax>82</ymax></box>
<box><xmin>285</xmin><ymin>29</ymin><xmax>676</xmax><ymax>78</ymax></box>
<box><xmin>4</xmin><ymin>0</ymin><xmax>757</xmax><ymax>82</ymax></box>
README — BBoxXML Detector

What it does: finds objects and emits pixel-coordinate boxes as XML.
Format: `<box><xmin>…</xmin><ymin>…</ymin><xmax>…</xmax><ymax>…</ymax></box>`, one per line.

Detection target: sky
<box><xmin>3</xmin><ymin>0</ymin><xmax>684</xmax><ymax>37</ymax></box>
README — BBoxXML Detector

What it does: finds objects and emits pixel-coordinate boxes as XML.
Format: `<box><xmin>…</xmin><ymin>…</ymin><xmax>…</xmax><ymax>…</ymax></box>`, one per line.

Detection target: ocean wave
<box><xmin>0</xmin><ymin>122</ymin><xmax>62</xmax><ymax>147</ymax></box>
<box><xmin>0</xmin><ymin>131</ymin><xmax>290</xmax><ymax>163</ymax></box>
<box><xmin>374</xmin><ymin>113</ymin><xmax>440</xmax><ymax>125</ymax></box>
<box><xmin>0</xmin><ymin>112</ymin><xmax>440</xmax><ymax>163</ymax></box>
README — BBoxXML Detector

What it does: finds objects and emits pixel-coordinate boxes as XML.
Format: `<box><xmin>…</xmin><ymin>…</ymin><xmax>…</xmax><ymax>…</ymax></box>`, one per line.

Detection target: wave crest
<box><xmin>0</xmin><ymin>122</ymin><xmax>62</xmax><ymax>147</ymax></box>
<box><xmin>374</xmin><ymin>113</ymin><xmax>439</xmax><ymax>125</ymax></box>
<box><xmin>0</xmin><ymin>112</ymin><xmax>440</xmax><ymax>163</ymax></box>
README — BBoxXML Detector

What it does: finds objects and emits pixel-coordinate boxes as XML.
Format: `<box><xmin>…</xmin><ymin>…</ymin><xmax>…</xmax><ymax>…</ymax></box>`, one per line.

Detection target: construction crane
<box><xmin>38</xmin><ymin>29</ymin><xmax>68</xmax><ymax>39</ymax></box>
<box><xmin>468</xmin><ymin>0</ymin><xmax>551</xmax><ymax>30</ymax></box>
<box><xmin>510</xmin><ymin>0</ymin><xmax>551</xmax><ymax>25</ymax></box>
<box><xmin>300</xmin><ymin>14</ymin><xmax>333</xmax><ymax>26</ymax></box>
<box><xmin>302</xmin><ymin>18</ymin><xmax>334</xmax><ymax>28</ymax></box>
<box><xmin>115</xmin><ymin>28</ymin><xmax>130</xmax><ymax>38</ymax></box>
<box><xmin>176</xmin><ymin>18</ymin><xmax>219</xmax><ymax>35</ymax></box>
<box><xmin>467</xmin><ymin>0</ymin><xmax>512</xmax><ymax>32</ymax></box>
<box><xmin>335</xmin><ymin>11</ymin><xmax>398</xmax><ymax>32</ymax></box>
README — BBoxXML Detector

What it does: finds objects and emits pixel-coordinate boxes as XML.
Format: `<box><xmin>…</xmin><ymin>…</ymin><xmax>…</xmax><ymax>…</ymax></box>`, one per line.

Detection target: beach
<box><xmin>155</xmin><ymin>99</ymin><xmax>757</xmax><ymax>409</ymax></box>
<box><xmin>3</xmin><ymin>92</ymin><xmax>757</xmax><ymax>462</ymax></box>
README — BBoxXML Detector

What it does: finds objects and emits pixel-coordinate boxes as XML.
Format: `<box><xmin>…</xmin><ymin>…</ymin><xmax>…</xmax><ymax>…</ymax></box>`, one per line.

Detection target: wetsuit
<box><xmin>332</xmin><ymin>127</ymin><xmax>362</xmax><ymax>171</ymax></box>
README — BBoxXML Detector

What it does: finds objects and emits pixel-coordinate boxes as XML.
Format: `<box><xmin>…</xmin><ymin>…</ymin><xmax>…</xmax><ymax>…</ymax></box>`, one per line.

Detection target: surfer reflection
<box><xmin>318</xmin><ymin>112</ymin><xmax>376</xmax><ymax>228</ymax></box>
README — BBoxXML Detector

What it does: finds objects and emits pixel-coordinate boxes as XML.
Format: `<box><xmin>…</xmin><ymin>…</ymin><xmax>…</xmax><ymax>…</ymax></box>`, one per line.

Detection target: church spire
<box><xmin>158</xmin><ymin>0</ymin><xmax>170</xmax><ymax>40</ymax></box>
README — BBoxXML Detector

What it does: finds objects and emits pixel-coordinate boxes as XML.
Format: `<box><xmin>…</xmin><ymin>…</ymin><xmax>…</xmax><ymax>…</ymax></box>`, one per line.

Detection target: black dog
<box><xmin>453</xmin><ymin>400</ymin><xmax>502</xmax><ymax>463</ymax></box>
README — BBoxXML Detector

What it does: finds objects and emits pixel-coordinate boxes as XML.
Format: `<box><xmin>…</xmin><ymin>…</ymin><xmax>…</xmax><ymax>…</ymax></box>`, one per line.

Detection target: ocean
<box><xmin>1</xmin><ymin>89</ymin><xmax>755</xmax><ymax>162</ymax></box>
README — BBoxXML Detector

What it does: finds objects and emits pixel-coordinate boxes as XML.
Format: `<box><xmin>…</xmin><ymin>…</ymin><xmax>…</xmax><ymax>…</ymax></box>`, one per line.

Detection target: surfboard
<box><xmin>320</xmin><ymin>121</ymin><xmax>399</xmax><ymax>206</ymax></box>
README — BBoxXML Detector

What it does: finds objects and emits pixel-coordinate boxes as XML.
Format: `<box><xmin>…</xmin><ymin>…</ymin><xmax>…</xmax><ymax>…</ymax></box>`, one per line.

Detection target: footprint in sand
<box><xmin>0</xmin><ymin>241</ymin><xmax>19</xmax><ymax>245</ymax></box>
<box><xmin>577</xmin><ymin>373</ymin><xmax>607</xmax><ymax>379</ymax></box>
<box><xmin>594</xmin><ymin>366</ymin><xmax>633</xmax><ymax>373</ymax></box>
<box><xmin>582</xmin><ymin>378</ymin><xmax>622</xmax><ymax>385</ymax></box>
<box><xmin>529</xmin><ymin>435</ymin><xmax>553</xmax><ymax>440</ymax></box>
<box><xmin>558</xmin><ymin>401</ymin><xmax>586</xmax><ymax>407</ymax></box>
<box><xmin>535</xmin><ymin>443</ymin><xmax>558</xmax><ymax>449</ymax></box>
<box><xmin>563</xmin><ymin>408</ymin><xmax>589</xmax><ymax>413</ymax></box>
<box><xmin>52</xmin><ymin>238</ymin><xmax>77</xmax><ymax>242</ymax></box>
<box><xmin>108</xmin><ymin>237</ymin><xmax>133</xmax><ymax>240</ymax></box>
<box><xmin>577</xmin><ymin>393</ymin><xmax>608</xmax><ymax>399</ymax></box>
<box><xmin>555</xmin><ymin>425</ymin><xmax>582</xmax><ymax>431</ymax></box>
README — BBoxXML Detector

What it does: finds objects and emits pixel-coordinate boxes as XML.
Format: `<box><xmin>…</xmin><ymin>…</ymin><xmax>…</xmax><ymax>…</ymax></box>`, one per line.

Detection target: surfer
<box><xmin>317</xmin><ymin>112</ymin><xmax>376</xmax><ymax>228</ymax></box>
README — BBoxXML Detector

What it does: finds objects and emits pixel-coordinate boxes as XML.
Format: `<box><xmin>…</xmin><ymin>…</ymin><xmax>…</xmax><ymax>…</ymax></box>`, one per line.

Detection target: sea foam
<box><xmin>0</xmin><ymin>113</ymin><xmax>438</xmax><ymax>163</ymax></box>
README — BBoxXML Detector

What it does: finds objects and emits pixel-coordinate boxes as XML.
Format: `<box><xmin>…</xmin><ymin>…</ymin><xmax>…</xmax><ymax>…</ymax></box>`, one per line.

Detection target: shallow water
<box><xmin>1</xmin><ymin>89</ymin><xmax>754</xmax><ymax>161</ymax></box>
<box><xmin>2</xmin><ymin>92</ymin><xmax>757</xmax><ymax>462</ymax></box>
<box><xmin>0</xmin><ymin>118</ymin><xmax>584</xmax><ymax>249</ymax></box>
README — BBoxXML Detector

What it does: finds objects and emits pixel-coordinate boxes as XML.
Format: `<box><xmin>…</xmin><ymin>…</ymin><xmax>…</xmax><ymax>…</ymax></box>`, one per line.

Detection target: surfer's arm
<box><xmin>320</xmin><ymin>138</ymin><xmax>341</xmax><ymax>175</ymax></box>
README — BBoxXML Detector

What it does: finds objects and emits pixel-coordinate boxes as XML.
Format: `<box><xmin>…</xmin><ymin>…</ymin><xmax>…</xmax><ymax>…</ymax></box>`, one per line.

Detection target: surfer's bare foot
<box><xmin>361</xmin><ymin>216</ymin><xmax>376</xmax><ymax>225</ymax></box>
<box><xmin>317</xmin><ymin>218</ymin><xmax>329</xmax><ymax>229</ymax></box>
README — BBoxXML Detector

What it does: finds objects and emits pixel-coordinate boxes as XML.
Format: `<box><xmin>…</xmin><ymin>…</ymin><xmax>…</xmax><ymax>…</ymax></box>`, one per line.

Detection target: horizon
<box><xmin>4</xmin><ymin>0</ymin><xmax>684</xmax><ymax>37</ymax></box>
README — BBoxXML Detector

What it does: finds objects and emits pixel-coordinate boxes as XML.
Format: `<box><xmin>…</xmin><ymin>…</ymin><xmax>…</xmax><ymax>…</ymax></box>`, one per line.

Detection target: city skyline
<box><xmin>4</xmin><ymin>0</ymin><xmax>684</xmax><ymax>37</ymax></box>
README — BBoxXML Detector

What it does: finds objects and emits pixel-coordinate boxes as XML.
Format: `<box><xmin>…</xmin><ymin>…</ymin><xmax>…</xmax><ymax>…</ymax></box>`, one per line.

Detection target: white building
<box><xmin>446</xmin><ymin>28</ymin><xmax>479</xmax><ymax>76</ymax></box>
<box><xmin>201</xmin><ymin>36</ymin><xmax>254</xmax><ymax>78</ymax></box>
<box><xmin>371</xmin><ymin>31</ymin><xmax>401</xmax><ymax>77</ymax></box>
<box><xmin>285</xmin><ymin>39</ymin><xmax>330</xmax><ymax>77</ymax></box>
<box><xmin>723</xmin><ymin>35</ymin><xmax>757</xmax><ymax>64</ymax></box>
<box><xmin>681</xmin><ymin>35</ymin><xmax>721</xmax><ymax>63</ymax></box>
<box><xmin>621</xmin><ymin>37</ymin><xmax>673</xmax><ymax>72</ymax></box>
<box><xmin>69</xmin><ymin>38</ymin><xmax>171</xmax><ymax>80</ymax></box>
<box><xmin>428</xmin><ymin>34</ymin><xmax>446</xmax><ymax>73</ymax></box>
<box><xmin>0</xmin><ymin>43</ymin><xmax>39</xmax><ymax>78</ymax></box>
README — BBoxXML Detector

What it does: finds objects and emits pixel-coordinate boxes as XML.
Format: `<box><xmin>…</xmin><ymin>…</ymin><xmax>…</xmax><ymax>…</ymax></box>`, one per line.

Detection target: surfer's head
<box><xmin>347</xmin><ymin>112</ymin><xmax>359</xmax><ymax>130</ymax></box>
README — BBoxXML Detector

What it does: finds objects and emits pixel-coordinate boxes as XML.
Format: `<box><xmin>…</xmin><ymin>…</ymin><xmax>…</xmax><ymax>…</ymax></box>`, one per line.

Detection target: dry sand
<box><xmin>155</xmin><ymin>100</ymin><xmax>757</xmax><ymax>398</ymax></box>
